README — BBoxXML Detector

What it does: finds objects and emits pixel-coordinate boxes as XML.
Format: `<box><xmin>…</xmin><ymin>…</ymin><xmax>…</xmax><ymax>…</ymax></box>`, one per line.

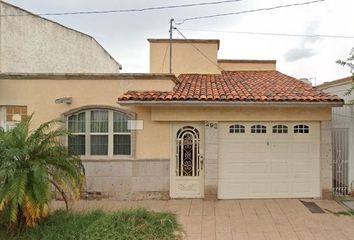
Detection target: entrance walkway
<box><xmin>51</xmin><ymin>199</ymin><xmax>354</xmax><ymax>240</ymax></box>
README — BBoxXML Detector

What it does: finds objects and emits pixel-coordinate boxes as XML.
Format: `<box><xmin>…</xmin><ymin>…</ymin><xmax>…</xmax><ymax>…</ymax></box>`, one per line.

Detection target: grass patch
<box><xmin>0</xmin><ymin>208</ymin><xmax>183</xmax><ymax>240</ymax></box>
<box><xmin>325</xmin><ymin>208</ymin><xmax>354</xmax><ymax>216</ymax></box>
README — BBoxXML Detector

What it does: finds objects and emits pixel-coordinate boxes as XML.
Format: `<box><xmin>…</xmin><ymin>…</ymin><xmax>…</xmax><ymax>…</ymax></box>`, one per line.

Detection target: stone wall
<box><xmin>82</xmin><ymin>159</ymin><xmax>169</xmax><ymax>200</ymax></box>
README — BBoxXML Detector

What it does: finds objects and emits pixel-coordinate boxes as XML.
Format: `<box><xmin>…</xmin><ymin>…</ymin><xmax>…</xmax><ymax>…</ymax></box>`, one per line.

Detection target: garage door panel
<box><xmin>218</xmin><ymin>154</ymin><xmax>268</xmax><ymax>163</ymax></box>
<box><xmin>219</xmin><ymin>142</ymin><xmax>267</xmax><ymax>153</ymax></box>
<box><xmin>250</xmin><ymin>182</ymin><xmax>268</xmax><ymax>194</ymax></box>
<box><xmin>221</xmin><ymin>165</ymin><xmax>269</xmax><ymax>178</ymax></box>
<box><xmin>291</xmin><ymin>143</ymin><xmax>311</xmax><ymax>153</ymax></box>
<box><xmin>218</xmin><ymin>122</ymin><xmax>320</xmax><ymax>199</ymax></box>
<box><xmin>270</xmin><ymin>143</ymin><xmax>291</xmax><ymax>154</ymax></box>
<box><xmin>293</xmin><ymin>181</ymin><xmax>319</xmax><ymax>195</ymax></box>
<box><xmin>293</xmin><ymin>162</ymin><xmax>313</xmax><ymax>173</ymax></box>
<box><xmin>270</xmin><ymin>182</ymin><xmax>291</xmax><ymax>194</ymax></box>
<box><xmin>219</xmin><ymin>163</ymin><xmax>250</xmax><ymax>174</ymax></box>
<box><xmin>271</xmin><ymin>162</ymin><xmax>290</xmax><ymax>173</ymax></box>
<box><xmin>218</xmin><ymin>180</ymin><xmax>250</xmax><ymax>196</ymax></box>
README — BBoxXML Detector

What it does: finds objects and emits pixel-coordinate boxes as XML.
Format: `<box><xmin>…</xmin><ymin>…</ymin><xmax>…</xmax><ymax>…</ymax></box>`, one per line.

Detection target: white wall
<box><xmin>322</xmin><ymin>82</ymin><xmax>354</xmax><ymax>189</ymax></box>
<box><xmin>0</xmin><ymin>2</ymin><xmax>121</xmax><ymax>73</ymax></box>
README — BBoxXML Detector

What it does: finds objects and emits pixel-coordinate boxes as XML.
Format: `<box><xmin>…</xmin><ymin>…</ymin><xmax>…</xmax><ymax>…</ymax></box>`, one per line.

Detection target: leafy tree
<box><xmin>0</xmin><ymin>115</ymin><xmax>85</xmax><ymax>234</ymax></box>
<box><xmin>337</xmin><ymin>46</ymin><xmax>354</xmax><ymax>96</ymax></box>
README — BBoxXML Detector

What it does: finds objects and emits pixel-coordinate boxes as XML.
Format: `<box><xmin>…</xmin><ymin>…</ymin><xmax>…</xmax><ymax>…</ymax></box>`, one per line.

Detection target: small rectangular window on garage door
<box><xmin>272</xmin><ymin>125</ymin><xmax>288</xmax><ymax>133</ymax></box>
<box><xmin>294</xmin><ymin>124</ymin><xmax>309</xmax><ymax>133</ymax></box>
<box><xmin>251</xmin><ymin>124</ymin><xmax>266</xmax><ymax>133</ymax></box>
<box><xmin>229</xmin><ymin>124</ymin><xmax>245</xmax><ymax>133</ymax></box>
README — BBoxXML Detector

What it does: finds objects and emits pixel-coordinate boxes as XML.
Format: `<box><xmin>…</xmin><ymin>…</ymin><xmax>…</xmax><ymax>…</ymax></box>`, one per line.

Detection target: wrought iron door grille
<box><xmin>176</xmin><ymin>126</ymin><xmax>200</xmax><ymax>177</ymax></box>
<box><xmin>332</xmin><ymin>128</ymin><xmax>349</xmax><ymax>196</ymax></box>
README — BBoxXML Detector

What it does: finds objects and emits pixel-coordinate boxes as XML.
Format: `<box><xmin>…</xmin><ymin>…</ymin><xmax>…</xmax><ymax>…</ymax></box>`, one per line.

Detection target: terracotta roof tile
<box><xmin>118</xmin><ymin>71</ymin><xmax>343</xmax><ymax>103</ymax></box>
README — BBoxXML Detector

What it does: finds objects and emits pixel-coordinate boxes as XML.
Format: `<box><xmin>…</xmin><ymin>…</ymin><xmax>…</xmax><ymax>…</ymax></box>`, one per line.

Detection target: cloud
<box><xmin>284</xmin><ymin>46</ymin><xmax>317</xmax><ymax>62</ymax></box>
<box><xmin>284</xmin><ymin>21</ymin><xmax>320</xmax><ymax>62</ymax></box>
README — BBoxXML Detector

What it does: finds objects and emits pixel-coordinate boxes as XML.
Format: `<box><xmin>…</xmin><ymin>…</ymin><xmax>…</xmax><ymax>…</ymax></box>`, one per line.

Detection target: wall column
<box><xmin>320</xmin><ymin>120</ymin><xmax>333</xmax><ymax>199</ymax></box>
<box><xmin>204</xmin><ymin>121</ymin><xmax>218</xmax><ymax>199</ymax></box>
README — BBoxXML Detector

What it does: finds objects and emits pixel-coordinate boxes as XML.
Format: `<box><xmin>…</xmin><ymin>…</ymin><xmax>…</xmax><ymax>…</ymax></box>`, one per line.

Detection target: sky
<box><xmin>6</xmin><ymin>0</ymin><xmax>354</xmax><ymax>85</ymax></box>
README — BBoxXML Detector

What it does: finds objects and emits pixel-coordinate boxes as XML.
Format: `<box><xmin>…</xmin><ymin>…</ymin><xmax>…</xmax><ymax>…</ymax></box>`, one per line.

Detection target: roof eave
<box><xmin>118</xmin><ymin>100</ymin><xmax>344</xmax><ymax>107</ymax></box>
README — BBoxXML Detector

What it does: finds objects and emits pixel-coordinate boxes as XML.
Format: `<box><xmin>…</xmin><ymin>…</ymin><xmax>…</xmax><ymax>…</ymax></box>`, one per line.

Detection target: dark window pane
<box><xmin>91</xmin><ymin>135</ymin><xmax>108</xmax><ymax>155</ymax></box>
<box><xmin>68</xmin><ymin>135</ymin><xmax>85</xmax><ymax>155</ymax></box>
<box><xmin>229</xmin><ymin>124</ymin><xmax>245</xmax><ymax>133</ymax></box>
<box><xmin>294</xmin><ymin>125</ymin><xmax>309</xmax><ymax>134</ymax></box>
<box><xmin>90</xmin><ymin>111</ymin><xmax>108</xmax><ymax>133</ymax></box>
<box><xmin>251</xmin><ymin>125</ymin><xmax>266</xmax><ymax>134</ymax></box>
<box><xmin>113</xmin><ymin>112</ymin><xmax>131</xmax><ymax>133</ymax></box>
<box><xmin>68</xmin><ymin>112</ymin><xmax>85</xmax><ymax>133</ymax></box>
<box><xmin>114</xmin><ymin>135</ymin><xmax>131</xmax><ymax>155</ymax></box>
<box><xmin>272</xmin><ymin>125</ymin><xmax>288</xmax><ymax>134</ymax></box>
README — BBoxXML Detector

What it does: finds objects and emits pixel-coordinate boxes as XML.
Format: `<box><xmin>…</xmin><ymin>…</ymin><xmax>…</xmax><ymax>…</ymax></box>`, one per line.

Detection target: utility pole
<box><xmin>169</xmin><ymin>18</ymin><xmax>174</xmax><ymax>74</ymax></box>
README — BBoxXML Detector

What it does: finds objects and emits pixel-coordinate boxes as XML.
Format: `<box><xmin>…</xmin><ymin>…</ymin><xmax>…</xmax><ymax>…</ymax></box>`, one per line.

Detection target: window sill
<box><xmin>80</xmin><ymin>155</ymin><xmax>133</xmax><ymax>161</ymax></box>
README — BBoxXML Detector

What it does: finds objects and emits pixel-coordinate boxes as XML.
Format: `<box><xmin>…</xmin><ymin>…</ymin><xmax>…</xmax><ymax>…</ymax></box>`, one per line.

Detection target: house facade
<box><xmin>0</xmin><ymin>1</ymin><xmax>121</xmax><ymax>73</ymax></box>
<box><xmin>317</xmin><ymin>76</ymin><xmax>354</xmax><ymax>196</ymax></box>
<box><xmin>0</xmin><ymin>39</ymin><xmax>343</xmax><ymax>200</ymax></box>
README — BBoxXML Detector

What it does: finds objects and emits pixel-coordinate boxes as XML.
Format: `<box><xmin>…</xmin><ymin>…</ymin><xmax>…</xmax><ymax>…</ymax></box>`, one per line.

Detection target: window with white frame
<box><xmin>272</xmin><ymin>125</ymin><xmax>288</xmax><ymax>133</ymax></box>
<box><xmin>229</xmin><ymin>124</ymin><xmax>245</xmax><ymax>133</ymax></box>
<box><xmin>0</xmin><ymin>106</ymin><xmax>27</xmax><ymax>131</ymax></box>
<box><xmin>67</xmin><ymin>109</ymin><xmax>132</xmax><ymax>156</ymax></box>
<box><xmin>251</xmin><ymin>124</ymin><xmax>266</xmax><ymax>133</ymax></box>
<box><xmin>68</xmin><ymin>112</ymin><xmax>86</xmax><ymax>155</ymax></box>
<box><xmin>294</xmin><ymin>124</ymin><xmax>309</xmax><ymax>134</ymax></box>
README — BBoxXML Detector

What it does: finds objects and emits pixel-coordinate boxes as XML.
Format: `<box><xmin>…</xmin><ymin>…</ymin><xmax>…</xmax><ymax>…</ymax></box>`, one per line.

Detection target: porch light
<box><xmin>55</xmin><ymin>97</ymin><xmax>72</xmax><ymax>105</ymax></box>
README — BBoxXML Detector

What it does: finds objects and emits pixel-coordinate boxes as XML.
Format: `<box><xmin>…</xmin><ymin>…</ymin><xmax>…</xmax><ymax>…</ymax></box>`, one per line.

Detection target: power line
<box><xmin>0</xmin><ymin>0</ymin><xmax>243</xmax><ymax>17</ymax></box>
<box><xmin>178</xmin><ymin>28</ymin><xmax>354</xmax><ymax>39</ymax></box>
<box><xmin>174</xmin><ymin>28</ymin><xmax>225</xmax><ymax>71</ymax></box>
<box><xmin>175</xmin><ymin>0</ymin><xmax>325</xmax><ymax>24</ymax></box>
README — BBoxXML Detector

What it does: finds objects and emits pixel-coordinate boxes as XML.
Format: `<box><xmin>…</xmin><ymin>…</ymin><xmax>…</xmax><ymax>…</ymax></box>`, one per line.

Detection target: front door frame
<box><xmin>170</xmin><ymin>122</ymin><xmax>205</xmax><ymax>198</ymax></box>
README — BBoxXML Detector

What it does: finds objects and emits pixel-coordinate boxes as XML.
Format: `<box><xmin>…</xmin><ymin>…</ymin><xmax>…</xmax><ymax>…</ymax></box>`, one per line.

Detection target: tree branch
<box><xmin>48</xmin><ymin>179</ymin><xmax>69</xmax><ymax>211</ymax></box>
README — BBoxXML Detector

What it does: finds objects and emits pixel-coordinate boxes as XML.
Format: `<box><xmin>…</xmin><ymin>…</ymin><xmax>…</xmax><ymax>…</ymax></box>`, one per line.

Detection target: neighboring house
<box><xmin>317</xmin><ymin>76</ymin><xmax>354</xmax><ymax>196</ymax></box>
<box><xmin>0</xmin><ymin>38</ymin><xmax>343</xmax><ymax>200</ymax></box>
<box><xmin>0</xmin><ymin>1</ymin><xmax>121</xmax><ymax>73</ymax></box>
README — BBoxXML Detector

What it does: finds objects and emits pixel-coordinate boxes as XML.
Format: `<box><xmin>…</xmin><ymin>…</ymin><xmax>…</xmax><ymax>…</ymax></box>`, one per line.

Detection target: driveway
<box><xmin>51</xmin><ymin>199</ymin><xmax>354</xmax><ymax>240</ymax></box>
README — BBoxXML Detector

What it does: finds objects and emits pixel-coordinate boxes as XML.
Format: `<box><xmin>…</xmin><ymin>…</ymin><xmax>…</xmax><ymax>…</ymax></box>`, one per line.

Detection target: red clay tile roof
<box><xmin>118</xmin><ymin>71</ymin><xmax>343</xmax><ymax>103</ymax></box>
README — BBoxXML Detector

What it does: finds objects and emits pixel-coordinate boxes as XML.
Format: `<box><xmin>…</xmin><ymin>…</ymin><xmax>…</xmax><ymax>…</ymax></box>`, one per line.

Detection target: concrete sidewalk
<box><xmin>51</xmin><ymin>199</ymin><xmax>354</xmax><ymax>240</ymax></box>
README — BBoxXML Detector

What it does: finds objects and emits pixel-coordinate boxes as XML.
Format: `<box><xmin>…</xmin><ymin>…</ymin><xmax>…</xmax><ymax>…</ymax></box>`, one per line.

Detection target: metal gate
<box><xmin>332</xmin><ymin>128</ymin><xmax>349</xmax><ymax>196</ymax></box>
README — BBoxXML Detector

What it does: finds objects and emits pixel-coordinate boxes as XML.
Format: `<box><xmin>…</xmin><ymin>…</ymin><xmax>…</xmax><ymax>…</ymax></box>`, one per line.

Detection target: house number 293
<box><xmin>205</xmin><ymin>122</ymin><xmax>218</xmax><ymax>129</ymax></box>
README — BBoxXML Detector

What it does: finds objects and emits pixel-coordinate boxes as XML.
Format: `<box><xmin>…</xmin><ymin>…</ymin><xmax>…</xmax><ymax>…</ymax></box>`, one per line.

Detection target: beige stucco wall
<box><xmin>151</xmin><ymin>106</ymin><xmax>332</xmax><ymax>121</ymax></box>
<box><xmin>0</xmin><ymin>77</ymin><xmax>335</xmax><ymax>199</ymax></box>
<box><xmin>217</xmin><ymin>61</ymin><xmax>276</xmax><ymax>71</ymax></box>
<box><xmin>149</xmin><ymin>39</ymin><xmax>220</xmax><ymax>75</ymax></box>
<box><xmin>0</xmin><ymin>2</ymin><xmax>120</xmax><ymax>73</ymax></box>
<box><xmin>0</xmin><ymin>77</ymin><xmax>175</xmax><ymax>159</ymax></box>
<box><xmin>0</xmin><ymin>77</ymin><xmax>333</xmax><ymax>160</ymax></box>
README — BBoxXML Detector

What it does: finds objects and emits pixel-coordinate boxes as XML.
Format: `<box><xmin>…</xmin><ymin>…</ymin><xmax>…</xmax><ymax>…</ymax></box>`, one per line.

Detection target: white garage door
<box><xmin>218</xmin><ymin>122</ymin><xmax>320</xmax><ymax>199</ymax></box>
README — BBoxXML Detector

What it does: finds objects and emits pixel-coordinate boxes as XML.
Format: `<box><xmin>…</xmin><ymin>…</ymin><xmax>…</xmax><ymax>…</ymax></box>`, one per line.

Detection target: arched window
<box><xmin>229</xmin><ymin>124</ymin><xmax>245</xmax><ymax>133</ymax></box>
<box><xmin>68</xmin><ymin>108</ymin><xmax>133</xmax><ymax>156</ymax></box>
<box><xmin>251</xmin><ymin>124</ymin><xmax>266</xmax><ymax>134</ymax></box>
<box><xmin>272</xmin><ymin>125</ymin><xmax>288</xmax><ymax>134</ymax></box>
<box><xmin>294</xmin><ymin>124</ymin><xmax>309</xmax><ymax>134</ymax></box>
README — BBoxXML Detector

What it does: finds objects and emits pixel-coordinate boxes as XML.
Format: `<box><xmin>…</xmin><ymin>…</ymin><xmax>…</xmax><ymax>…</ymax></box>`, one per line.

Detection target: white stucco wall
<box><xmin>0</xmin><ymin>1</ymin><xmax>121</xmax><ymax>73</ymax></box>
<box><xmin>321</xmin><ymin>82</ymin><xmax>354</xmax><ymax>192</ymax></box>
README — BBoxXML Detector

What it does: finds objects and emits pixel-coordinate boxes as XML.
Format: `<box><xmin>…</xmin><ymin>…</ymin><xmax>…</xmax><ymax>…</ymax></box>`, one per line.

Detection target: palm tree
<box><xmin>0</xmin><ymin>115</ymin><xmax>85</xmax><ymax>233</ymax></box>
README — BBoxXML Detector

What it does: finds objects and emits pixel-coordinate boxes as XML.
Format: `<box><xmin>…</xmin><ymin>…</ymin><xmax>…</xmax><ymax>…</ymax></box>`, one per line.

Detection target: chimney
<box><xmin>148</xmin><ymin>38</ymin><xmax>220</xmax><ymax>75</ymax></box>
